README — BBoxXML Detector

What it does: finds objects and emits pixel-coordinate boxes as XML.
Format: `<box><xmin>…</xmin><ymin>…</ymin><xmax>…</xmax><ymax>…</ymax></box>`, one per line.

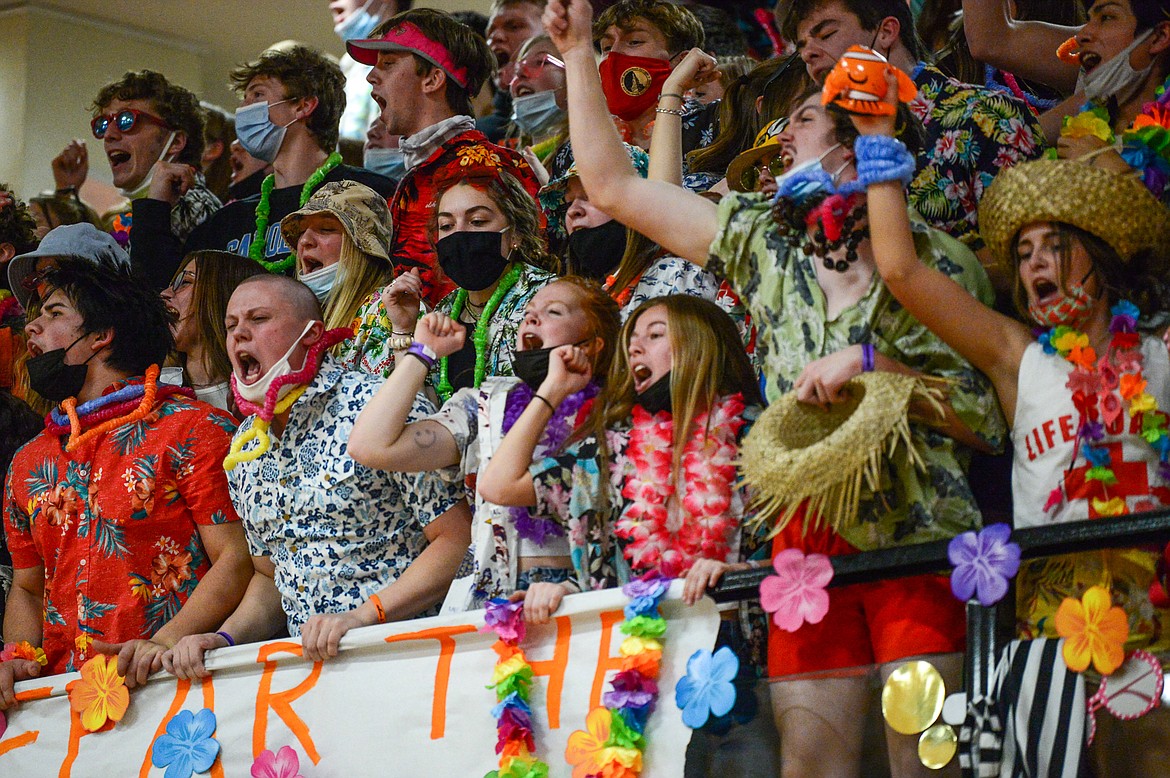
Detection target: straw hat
<box><xmin>980</xmin><ymin>158</ymin><xmax>1170</xmax><ymax>270</ymax></box>
<box><xmin>726</xmin><ymin>117</ymin><xmax>788</xmax><ymax>193</ymax></box>
<box><xmin>281</xmin><ymin>180</ymin><xmax>393</xmax><ymax>263</ymax></box>
<box><xmin>740</xmin><ymin>371</ymin><xmax>942</xmax><ymax>536</ymax></box>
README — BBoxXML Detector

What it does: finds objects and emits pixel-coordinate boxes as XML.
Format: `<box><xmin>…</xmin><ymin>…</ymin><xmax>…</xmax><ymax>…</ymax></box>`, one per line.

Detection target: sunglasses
<box><xmin>740</xmin><ymin>152</ymin><xmax>786</xmax><ymax>190</ymax></box>
<box><xmin>91</xmin><ymin>109</ymin><xmax>171</xmax><ymax>140</ymax></box>
<box><xmin>512</xmin><ymin>52</ymin><xmax>565</xmax><ymax>81</ymax></box>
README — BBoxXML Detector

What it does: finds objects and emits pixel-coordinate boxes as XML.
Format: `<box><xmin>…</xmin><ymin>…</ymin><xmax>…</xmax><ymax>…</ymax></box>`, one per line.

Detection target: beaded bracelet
<box><xmin>405</xmin><ymin>341</ymin><xmax>437</xmax><ymax>369</ymax></box>
<box><xmin>861</xmin><ymin>343</ymin><xmax>876</xmax><ymax>373</ymax></box>
<box><xmin>216</xmin><ymin>630</ymin><xmax>236</xmax><ymax>647</ymax></box>
<box><xmin>655</xmin><ymin>107</ymin><xmax>684</xmax><ymax>117</ymax></box>
<box><xmin>853</xmin><ymin>135</ymin><xmax>916</xmax><ymax>188</ymax></box>
<box><xmin>387</xmin><ymin>334</ymin><xmax>413</xmax><ymax>351</ymax></box>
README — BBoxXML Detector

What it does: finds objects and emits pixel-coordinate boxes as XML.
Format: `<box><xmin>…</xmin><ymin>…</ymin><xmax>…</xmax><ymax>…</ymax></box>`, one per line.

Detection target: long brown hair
<box><xmin>173</xmin><ymin>250</ymin><xmax>267</xmax><ymax>384</ymax></box>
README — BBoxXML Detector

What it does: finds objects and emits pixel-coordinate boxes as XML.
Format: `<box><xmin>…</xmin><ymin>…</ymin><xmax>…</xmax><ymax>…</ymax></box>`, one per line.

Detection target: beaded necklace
<box><xmin>436</xmin><ymin>264</ymin><xmax>523</xmax><ymax>403</ymax></box>
<box><xmin>1040</xmin><ymin>301</ymin><xmax>1170</xmax><ymax>517</ymax></box>
<box><xmin>249</xmin><ymin>152</ymin><xmax>342</xmax><ymax>273</ymax></box>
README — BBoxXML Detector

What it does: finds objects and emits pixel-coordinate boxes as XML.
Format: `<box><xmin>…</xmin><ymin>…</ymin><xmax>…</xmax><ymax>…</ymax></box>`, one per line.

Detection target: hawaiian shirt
<box><xmin>102</xmin><ymin>173</ymin><xmax>221</xmax><ymax>251</ymax></box>
<box><xmin>344</xmin><ymin>263</ymin><xmax>555</xmax><ymax>384</ymax></box>
<box><xmin>709</xmin><ymin>192</ymin><xmax>1007</xmax><ymax>552</ymax></box>
<box><xmin>227</xmin><ymin>356</ymin><xmax>465</xmax><ymax>634</ymax></box>
<box><xmin>389</xmin><ymin>129</ymin><xmax>541</xmax><ymax>308</ymax></box>
<box><xmin>908</xmin><ymin>63</ymin><xmax>1043</xmax><ymax>249</ymax></box>
<box><xmin>2</xmin><ymin>383</ymin><xmax>240</xmax><ymax>675</ymax></box>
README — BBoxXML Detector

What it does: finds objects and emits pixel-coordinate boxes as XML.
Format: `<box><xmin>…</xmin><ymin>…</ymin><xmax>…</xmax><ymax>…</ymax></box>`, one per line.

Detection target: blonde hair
<box><xmin>323</xmin><ymin>234</ymin><xmax>393</xmax><ymax>334</ymax></box>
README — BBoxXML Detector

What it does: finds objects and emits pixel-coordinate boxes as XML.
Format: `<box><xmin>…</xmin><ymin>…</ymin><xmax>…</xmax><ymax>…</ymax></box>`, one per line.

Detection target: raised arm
<box><xmin>962</xmin><ymin>0</ymin><xmax>1079</xmax><ymax>93</ymax></box>
<box><xmin>545</xmin><ymin>0</ymin><xmax>719</xmax><ymax>266</ymax></box>
<box><xmin>648</xmin><ymin>49</ymin><xmax>720</xmax><ymax>186</ymax></box>
<box><xmin>347</xmin><ymin>312</ymin><xmax>463</xmax><ymax>472</ymax></box>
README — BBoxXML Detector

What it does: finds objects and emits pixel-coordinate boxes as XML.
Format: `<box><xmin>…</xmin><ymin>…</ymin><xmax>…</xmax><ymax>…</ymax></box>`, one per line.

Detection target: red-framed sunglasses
<box><xmin>512</xmin><ymin>52</ymin><xmax>565</xmax><ymax>81</ymax></box>
<box><xmin>91</xmin><ymin>109</ymin><xmax>171</xmax><ymax>140</ymax></box>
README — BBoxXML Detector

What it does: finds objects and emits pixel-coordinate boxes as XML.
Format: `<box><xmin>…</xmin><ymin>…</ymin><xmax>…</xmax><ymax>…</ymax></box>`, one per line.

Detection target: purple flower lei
<box><xmin>501</xmin><ymin>381</ymin><xmax>599</xmax><ymax>546</ymax></box>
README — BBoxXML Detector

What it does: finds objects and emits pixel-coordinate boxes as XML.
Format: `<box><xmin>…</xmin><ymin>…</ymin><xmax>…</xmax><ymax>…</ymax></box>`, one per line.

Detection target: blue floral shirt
<box><xmin>227</xmin><ymin>356</ymin><xmax>465</xmax><ymax>634</ymax></box>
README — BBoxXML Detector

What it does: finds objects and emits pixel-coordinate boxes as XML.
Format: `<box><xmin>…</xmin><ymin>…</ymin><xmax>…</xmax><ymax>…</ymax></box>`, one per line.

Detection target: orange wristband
<box><xmin>370</xmin><ymin>593</ymin><xmax>387</xmax><ymax>624</ymax></box>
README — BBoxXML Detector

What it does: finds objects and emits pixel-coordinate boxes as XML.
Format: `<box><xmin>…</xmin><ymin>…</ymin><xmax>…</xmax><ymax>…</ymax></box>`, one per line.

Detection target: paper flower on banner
<box><xmin>252</xmin><ymin>746</ymin><xmax>304</xmax><ymax>778</ymax></box>
<box><xmin>482</xmin><ymin>597</ymin><xmax>526</xmax><ymax>643</ymax></box>
<box><xmin>68</xmin><ymin>654</ymin><xmax>129</xmax><ymax>732</ymax></box>
<box><xmin>948</xmin><ymin>523</ymin><xmax>1021</xmax><ymax>606</ymax></box>
<box><xmin>1055</xmin><ymin>585</ymin><xmax>1130</xmax><ymax>675</ymax></box>
<box><xmin>674</xmin><ymin>646</ymin><xmax>739</xmax><ymax>729</ymax></box>
<box><xmin>622</xmin><ymin>574</ymin><xmax>670</xmax><ymax>620</ymax></box>
<box><xmin>152</xmin><ymin>708</ymin><xmax>220</xmax><ymax>778</ymax></box>
<box><xmin>565</xmin><ymin>707</ymin><xmax>615</xmax><ymax>778</ymax></box>
<box><xmin>759</xmin><ymin>549</ymin><xmax>833</xmax><ymax>632</ymax></box>
<box><xmin>0</xmin><ymin>641</ymin><xmax>47</xmax><ymax>666</ymax></box>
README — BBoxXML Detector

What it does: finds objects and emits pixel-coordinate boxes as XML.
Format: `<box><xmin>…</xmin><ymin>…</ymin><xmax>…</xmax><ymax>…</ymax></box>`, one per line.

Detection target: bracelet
<box><xmin>390</xmin><ymin>329</ymin><xmax>413</xmax><ymax>336</ymax></box>
<box><xmin>370</xmin><ymin>593</ymin><xmax>387</xmax><ymax>624</ymax></box>
<box><xmin>658</xmin><ymin>92</ymin><xmax>684</xmax><ymax>102</ymax></box>
<box><xmin>861</xmin><ymin>343</ymin><xmax>876</xmax><ymax>373</ymax></box>
<box><xmin>853</xmin><ymin>135</ymin><xmax>916</xmax><ymax>188</ymax></box>
<box><xmin>215</xmin><ymin>630</ymin><xmax>236</xmax><ymax>647</ymax></box>
<box><xmin>387</xmin><ymin>333</ymin><xmax>413</xmax><ymax>351</ymax></box>
<box><xmin>533</xmin><ymin>393</ymin><xmax>556</xmax><ymax>412</ymax></box>
<box><xmin>405</xmin><ymin>341</ymin><xmax>437</xmax><ymax>369</ymax></box>
<box><xmin>655</xmin><ymin>107</ymin><xmax>684</xmax><ymax>117</ymax></box>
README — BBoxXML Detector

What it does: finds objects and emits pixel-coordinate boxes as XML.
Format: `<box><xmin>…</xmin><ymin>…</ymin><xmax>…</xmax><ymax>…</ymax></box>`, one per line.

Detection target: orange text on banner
<box><xmin>254</xmin><ymin>642</ymin><xmax>323</xmax><ymax>764</ymax></box>
<box><xmin>588</xmin><ymin>610</ymin><xmax>627</xmax><ymax>710</ymax></box>
<box><xmin>0</xmin><ymin>731</ymin><xmax>38</xmax><ymax>757</ymax></box>
<box><xmin>527</xmin><ymin>615</ymin><xmax>572</xmax><ymax>729</ymax></box>
<box><xmin>384</xmin><ymin>625</ymin><xmax>478</xmax><ymax>740</ymax></box>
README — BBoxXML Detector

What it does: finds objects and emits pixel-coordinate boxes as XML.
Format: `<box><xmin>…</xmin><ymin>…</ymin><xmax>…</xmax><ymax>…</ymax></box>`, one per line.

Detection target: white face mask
<box><xmin>122</xmin><ymin>130</ymin><xmax>177</xmax><ymax>197</ymax></box>
<box><xmin>299</xmin><ymin>262</ymin><xmax>340</xmax><ymax>304</ymax></box>
<box><xmin>234</xmin><ymin>320</ymin><xmax>316</xmax><ymax>404</ymax></box>
<box><xmin>1080</xmin><ymin>28</ymin><xmax>1155</xmax><ymax>105</ymax></box>
<box><xmin>775</xmin><ymin>142</ymin><xmax>844</xmax><ymax>187</ymax></box>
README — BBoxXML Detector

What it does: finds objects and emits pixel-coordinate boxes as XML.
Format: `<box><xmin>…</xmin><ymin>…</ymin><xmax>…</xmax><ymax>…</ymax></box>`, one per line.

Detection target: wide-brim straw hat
<box><xmin>740</xmin><ymin>371</ymin><xmax>942</xmax><ymax>536</ymax></box>
<box><xmin>281</xmin><ymin>180</ymin><xmax>393</xmax><ymax>263</ymax></box>
<box><xmin>980</xmin><ymin>157</ymin><xmax>1170</xmax><ymax>271</ymax></box>
<box><xmin>726</xmin><ymin>117</ymin><xmax>788</xmax><ymax>193</ymax></box>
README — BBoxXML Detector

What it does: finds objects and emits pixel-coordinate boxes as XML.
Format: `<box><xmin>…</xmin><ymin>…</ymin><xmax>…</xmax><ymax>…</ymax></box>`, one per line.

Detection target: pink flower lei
<box><xmin>617</xmin><ymin>394</ymin><xmax>746</xmax><ymax>579</ymax></box>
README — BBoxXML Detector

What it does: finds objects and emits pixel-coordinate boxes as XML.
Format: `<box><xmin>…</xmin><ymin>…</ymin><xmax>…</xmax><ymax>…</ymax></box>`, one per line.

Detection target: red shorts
<box><xmin>766</xmin><ymin>509</ymin><xmax>966</xmax><ymax>677</ymax></box>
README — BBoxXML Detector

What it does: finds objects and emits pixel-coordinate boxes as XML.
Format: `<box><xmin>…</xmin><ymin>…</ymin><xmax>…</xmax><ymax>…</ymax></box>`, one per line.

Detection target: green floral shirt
<box><xmin>709</xmin><ymin>192</ymin><xmax>1007</xmax><ymax>551</ymax></box>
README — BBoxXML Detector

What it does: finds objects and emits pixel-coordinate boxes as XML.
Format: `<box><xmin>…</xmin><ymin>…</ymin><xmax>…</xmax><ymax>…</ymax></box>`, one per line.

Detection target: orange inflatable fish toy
<box><xmin>821</xmin><ymin>46</ymin><xmax>918</xmax><ymax>115</ymax></box>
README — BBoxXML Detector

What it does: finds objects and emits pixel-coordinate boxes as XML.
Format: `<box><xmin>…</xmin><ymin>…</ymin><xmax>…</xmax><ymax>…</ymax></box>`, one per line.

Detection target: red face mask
<box><xmin>598</xmin><ymin>51</ymin><xmax>675</xmax><ymax>121</ymax></box>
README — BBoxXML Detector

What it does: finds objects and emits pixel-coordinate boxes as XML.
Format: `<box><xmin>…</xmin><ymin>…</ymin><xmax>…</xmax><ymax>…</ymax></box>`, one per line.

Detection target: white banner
<box><xmin>0</xmin><ymin>584</ymin><xmax>719</xmax><ymax>776</ymax></box>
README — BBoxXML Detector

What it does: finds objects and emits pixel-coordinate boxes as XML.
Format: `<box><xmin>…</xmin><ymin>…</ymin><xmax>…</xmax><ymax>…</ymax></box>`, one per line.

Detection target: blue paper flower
<box><xmin>152</xmin><ymin>708</ymin><xmax>220</xmax><ymax>778</ymax></box>
<box><xmin>674</xmin><ymin>647</ymin><xmax>739</xmax><ymax>729</ymax></box>
<box><xmin>948</xmin><ymin>523</ymin><xmax>1021</xmax><ymax>607</ymax></box>
<box><xmin>622</xmin><ymin>574</ymin><xmax>669</xmax><ymax>619</ymax></box>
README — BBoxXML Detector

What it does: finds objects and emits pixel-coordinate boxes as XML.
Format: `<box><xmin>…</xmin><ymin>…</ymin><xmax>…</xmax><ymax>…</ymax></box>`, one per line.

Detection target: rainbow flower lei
<box><xmin>1039</xmin><ymin>300</ymin><xmax>1170</xmax><ymax>516</ymax></box>
<box><xmin>482</xmin><ymin>598</ymin><xmax>549</xmax><ymax>778</ymax></box>
<box><xmin>565</xmin><ymin>573</ymin><xmax>669</xmax><ymax>778</ymax></box>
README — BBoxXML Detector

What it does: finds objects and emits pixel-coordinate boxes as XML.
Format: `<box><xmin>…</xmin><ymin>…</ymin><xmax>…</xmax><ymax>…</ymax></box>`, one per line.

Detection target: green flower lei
<box><xmin>436</xmin><ymin>264</ymin><xmax>523</xmax><ymax>403</ymax></box>
<box><xmin>248</xmin><ymin>151</ymin><xmax>342</xmax><ymax>273</ymax></box>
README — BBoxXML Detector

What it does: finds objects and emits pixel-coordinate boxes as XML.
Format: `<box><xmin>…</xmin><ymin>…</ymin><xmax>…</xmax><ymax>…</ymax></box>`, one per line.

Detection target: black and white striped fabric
<box><xmin>959</xmin><ymin>638</ymin><xmax>1087</xmax><ymax>777</ymax></box>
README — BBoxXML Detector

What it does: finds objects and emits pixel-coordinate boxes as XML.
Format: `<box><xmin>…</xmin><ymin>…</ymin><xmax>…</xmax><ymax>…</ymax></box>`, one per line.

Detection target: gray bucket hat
<box><xmin>8</xmin><ymin>223</ymin><xmax>130</xmax><ymax>307</ymax></box>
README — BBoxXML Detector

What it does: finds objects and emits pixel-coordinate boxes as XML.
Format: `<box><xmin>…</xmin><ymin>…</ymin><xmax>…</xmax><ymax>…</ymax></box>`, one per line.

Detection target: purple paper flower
<box><xmin>482</xmin><ymin>598</ymin><xmax>526</xmax><ymax>643</ymax></box>
<box><xmin>510</xmin><ymin>508</ymin><xmax>566</xmax><ymax>546</ymax></box>
<box><xmin>674</xmin><ymin>647</ymin><xmax>739</xmax><ymax>729</ymax></box>
<box><xmin>622</xmin><ymin>573</ymin><xmax>670</xmax><ymax>618</ymax></box>
<box><xmin>602</xmin><ymin>669</ymin><xmax>659</xmax><ymax>709</ymax></box>
<box><xmin>948</xmin><ymin>523</ymin><xmax>1021</xmax><ymax>606</ymax></box>
<box><xmin>1082</xmin><ymin>420</ymin><xmax>1106</xmax><ymax>443</ymax></box>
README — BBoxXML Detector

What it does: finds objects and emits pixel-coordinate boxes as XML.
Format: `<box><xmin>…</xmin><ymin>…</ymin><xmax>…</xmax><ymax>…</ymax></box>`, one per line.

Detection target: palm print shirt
<box><xmin>227</xmin><ymin>356</ymin><xmax>465</xmax><ymax>634</ymax></box>
<box><xmin>708</xmin><ymin>192</ymin><xmax>1007</xmax><ymax>552</ymax></box>
<box><xmin>3</xmin><ymin>382</ymin><xmax>240</xmax><ymax>674</ymax></box>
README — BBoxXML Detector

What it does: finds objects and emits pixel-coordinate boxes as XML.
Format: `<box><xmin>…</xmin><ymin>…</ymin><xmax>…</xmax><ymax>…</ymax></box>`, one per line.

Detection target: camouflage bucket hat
<box><xmin>281</xmin><ymin>180</ymin><xmax>393</xmax><ymax>263</ymax></box>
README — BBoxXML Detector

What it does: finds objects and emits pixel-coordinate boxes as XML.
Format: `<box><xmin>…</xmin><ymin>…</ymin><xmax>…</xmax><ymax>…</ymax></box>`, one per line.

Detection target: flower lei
<box><xmin>249</xmin><ymin>151</ymin><xmax>342</xmax><ymax>273</ymax></box>
<box><xmin>564</xmin><ymin>573</ymin><xmax>669</xmax><ymax>778</ymax></box>
<box><xmin>618</xmin><ymin>395</ymin><xmax>745</xmax><ymax>579</ymax></box>
<box><xmin>0</xmin><ymin>641</ymin><xmax>47</xmax><ymax>666</ymax></box>
<box><xmin>437</xmin><ymin>264</ymin><xmax>523</xmax><ymax>403</ymax></box>
<box><xmin>44</xmin><ymin>366</ymin><xmax>194</xmax><ymax>453</ymax></box>
<box><xmin>223</xmin><ymin>327</ymin><xmax>352</xmax><ymax>470</ymax></box>
<box><xmin>501</xmin><ymin>381</ymin><xmax>599</xmax><ymax>545</ymax></box>
<box><xmin>1039</xmin><ymin>301</ymin><xmax>1170</xmax><ymax>516</ymax></box>
<box><xmin>481</xmin><ymin>598</ymin><xmax>550</xmax><ymax>778</ymax></box>
<box><xmin>604</xmin><ymin>270</ymin><xmax>646</xmax><ymax>310</ymax></box>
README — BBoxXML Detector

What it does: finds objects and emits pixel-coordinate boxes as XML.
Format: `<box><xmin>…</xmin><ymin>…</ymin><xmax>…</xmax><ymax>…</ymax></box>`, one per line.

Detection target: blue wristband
<box><xmin>861</xmin><ymin>343</ymin><xmax>876</xmax><ymax>373</ymax></box>
<box><xmin>853</xmin><ymin>135</ymin><xmax>916</xmax><ymax>188</ymax></box>
<box><xmin>215</xmin><ymin>630</ymin><xmax>236</xmax><ymax>647</ymax></box>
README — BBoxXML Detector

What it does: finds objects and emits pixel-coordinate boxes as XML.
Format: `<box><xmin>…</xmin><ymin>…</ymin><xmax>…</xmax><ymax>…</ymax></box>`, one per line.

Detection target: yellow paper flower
<box><xmin>489</xmin><ymin>653</ymin><xmax>530</xmax><ymax>686</ymax></box>
<box><xmin>68</xmin><ymin>654</ymin><xmax>130</xmax><ymax>732</ymax></box>
<box><xmin>1054</xmin><ymin>585</ymin><xmax>1129</xmax><ymax>675</ymax></box>
<box><xmin>619</xmin><ymin>636</ymin><xmax>662</xmax><ymax>656</ymax></box>
<box><xmin>1091</xmin><ymin>497</ymin><xmax>1128</xmax><ymax>517</ymax></box>
<box><xmin>565</xmin><ymin>707</ymin><xmax>612</xmax><ymax>778</ymax></box>
<box><xmin>1063</xmin><ymin>112</ymin><xmax>1114</xmax><ymax>142</ymax></box>
<box><xmin>1052</xmin><ymin>330</ymin><xmax>1089</xmax><ymax>353</ymax></box>
<box><xmin>1130</xmin><ymin>392</ymin><xmax>1157</xmax><ymax>414</ymax></box>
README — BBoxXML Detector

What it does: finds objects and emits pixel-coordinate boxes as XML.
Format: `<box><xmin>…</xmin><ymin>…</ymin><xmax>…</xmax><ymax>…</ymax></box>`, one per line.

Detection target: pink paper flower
<box><xmin>758</xmin><ymin>549</ymin><xmax>833</xmax><ymax>632</ymax></box>
<box><xmin>251</xmin><ymin>746</ymin><xmax>303</xmax><ymax>778</ymax></box>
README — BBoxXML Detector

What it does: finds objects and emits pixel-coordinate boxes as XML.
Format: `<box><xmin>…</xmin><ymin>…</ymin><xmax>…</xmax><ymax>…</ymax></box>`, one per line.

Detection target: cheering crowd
<box><xmin>2</xmin><ymin>0</ymin><xmax>1170</xmax><ymax>774</ymax></box>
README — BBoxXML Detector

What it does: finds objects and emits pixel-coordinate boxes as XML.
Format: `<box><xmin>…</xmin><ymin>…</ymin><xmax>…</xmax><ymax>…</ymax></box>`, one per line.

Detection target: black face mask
<box><xmin>512</xmin><ymin>338</ymin><xmax>592</xmax><ymax>390</ymax></box>
<box><xmin>635</xmin><ymin>371</ymin><xmax>672</xmax><ymax>415</ymax></box>
<box><xmin>567</xmin><ymin>220</ymin><xmax>626</xmax><ymax>280</ymax></box>
<box><xmin>436</xmin><ymin>229</ymin><xmax>511</xmax><ymax>291</ymax></box>
<box><xmin>27</xmin><ymin>334</ymin><xmax>93</xmax><ymax>403</ymax></box>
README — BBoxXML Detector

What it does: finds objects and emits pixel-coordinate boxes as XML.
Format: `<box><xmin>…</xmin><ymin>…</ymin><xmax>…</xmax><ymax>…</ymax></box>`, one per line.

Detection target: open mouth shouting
<box><xmin>519</xmin><ymin>330</ymin><xmax>544</xmax><ymax>351</ymax></box>
<box><xmin>1080</xmin><ymin>51</ymin><xmax>1102</xmax><ymax>75</ymax></box>
<box><xmin>107</xmin><ymin>149</ymin><xmax>133</xmax><ymax>178</ymax></box>
<box><xmin>1032</xmin><ymin>278</ymin><xmax>1061</xmax><ymax>307</ymax></box>
<box><xmin>233</xmin><ymin>348</ymin><xmax>264</xmax><ymax>384</ymax></box>
<box><xmin>632</xmin><ymin>362</ymin><xmax>654</xmax><ymax>393</ymax></box>
<box><xmin>300</xmin><ymin>253</ymin><xmax>328</xmax><ymax>275</ymax></box>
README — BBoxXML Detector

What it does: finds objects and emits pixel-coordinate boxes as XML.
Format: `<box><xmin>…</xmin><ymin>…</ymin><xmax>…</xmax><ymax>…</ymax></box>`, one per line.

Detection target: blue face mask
<box><xmin>511</xmin><ymin>91</ymin><xmax>564</xmax><ymax>138</ymax></box>
<box><xmin>363</xmin><ymin>147</ymin><xmax>407</xmax><ymax>179</ymax></box>
<box><xmin>774</xmin><ymin>144</ymin><xmax>845</xmax><ymax>205</ymax></box>
<box><xmin>335</xmin><ymin>0</ymin><xmax>382</xmax><ymax>42</ymax></box>
<box><xmin>299</xmin><ymin>262</ymin><xmax>340</xmax><ymax>304</ymax></box>
<box><xmin>235</xmin><ymin>99</ymin><xmax>294</xmax><ymax>164</ymax></box>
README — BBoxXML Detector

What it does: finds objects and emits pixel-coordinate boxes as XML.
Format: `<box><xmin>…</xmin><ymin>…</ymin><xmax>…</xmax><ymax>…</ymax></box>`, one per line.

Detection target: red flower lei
<box><xmin>617</xmin><ymin>393</ymin><xmax>746</xmax><ymax>578</ymax></box>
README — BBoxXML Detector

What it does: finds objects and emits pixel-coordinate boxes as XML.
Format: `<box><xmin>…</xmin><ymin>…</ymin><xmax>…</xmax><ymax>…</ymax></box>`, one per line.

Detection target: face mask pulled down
<box><xmin>27</xmin><ymin>333</ymin><xmax>97</xmax><ymax>404</ymax></box>
<box><xmin>233</xmin><ymin>320</ymin><xmax>316</xmax><ymax>405</ymax></box>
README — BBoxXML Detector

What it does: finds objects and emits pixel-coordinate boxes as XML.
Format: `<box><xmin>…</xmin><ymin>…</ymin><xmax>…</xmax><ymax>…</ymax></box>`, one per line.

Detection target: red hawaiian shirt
<box><xmin>389</xmin><ymin>129</ymin><xmax>541</xmax><ymax>308</ymax></box>
<box><xmin>2</xmin><ymin>381</ymin><xmax>241</xmax><ymax>675</ymax></box>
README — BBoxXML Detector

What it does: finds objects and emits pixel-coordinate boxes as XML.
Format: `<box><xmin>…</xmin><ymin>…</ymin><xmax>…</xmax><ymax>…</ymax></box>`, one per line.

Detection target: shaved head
<box><xmin>235</xmin><ymin>273</ymin><xmax>322</xmax><ymax>323</ymax></box>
